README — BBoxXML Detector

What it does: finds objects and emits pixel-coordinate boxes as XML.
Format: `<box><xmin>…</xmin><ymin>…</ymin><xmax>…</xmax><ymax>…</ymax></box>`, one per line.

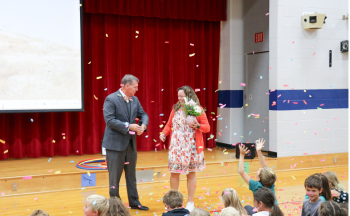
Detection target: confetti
<box><xmin>70</xmin><ymin>161</ymin><xmax>74</xmax><ymax>163</ymax></box>
<box><xmin>104</xmin><ymin>88</ymin><xmax>107</xmax><ymax>91</ymax></box>
<box><xmin>125</xmin><ymin>162</ymin><xmax>129</xmax><ymax>164</ymax></box>
<box><xmin>190</xmin><ymin>43</ymin><xmax>194</xmax><ymax>46</ymax></box>
<box><xmin>4</xmin><ymin>150</ymin><xmax>8</xmax><ymax>154</ymax></box>
<box><xmin>52</xmin><ymin>140</ymin><xmax>55</xmax><ymax>143</ymax></box>
<box><xmin>0</xmin><ymin>139</ymin><xmax>5</xmax><ymax>144</ymax></box>
<box><xmin>320</xmin><ymin>159</ymin><xmax>325</xmax><ymax>162</ymax></box>
<box><xmin>195</xmin><ymin>89</ymin><xmax>200</xmax><ymax>92</ymax></box>
<box><xmin>165</xmin><ymin>41</ymin><xmax>169</xmax><ymax>43</ymax></box>
<box><xmin>260</xmin><ymin>76</ymin><xmax>263</xmax><ymax>79</ymax></box>
<box><xmin>48</xmin><ymin>158</ymin><xmax>52</xmax><ymax>162</ymax></box>
<box><xmin>30</xmin><ymin>118</ymin><xmax>34</xmax><ymax>122</ymax></box>
<box><xmin>88</xmin><ymin>61</ymin><xmax>91</xmax><ymax>64</ymax></box>
<box><xmin>106</xmin><ymin>34</ymin><xmax>108</xmax><ymax>37</ymax></box>
<box><xmin>265</xmin><ymin>13</ymin><xmax>269</xmax><ymax>16</ymax></box>
<box><xmin>189</xmin><ymin>53</ymin><xmax>195</xmax><ymax>57</ymax></box>
<box><xmin>94</xmin><ymin>95</ymin><xmax>98</xmax><ymax>100</ymax></box>
<box><xmin>87</xmin><ymin>172</ymin><xmax>91</xmax><ymax>176</ymax></box>
<box><xmin>292</xmin><ymin>176</ymin><xmax>296</xmax><ymax>180</ymax></box>
<box><xmin>240</xmin><ymin>83</ymin><xmax>246</xmax><ymax>86</ymax></box>
<box><xmin>55</xmin><ymin>171</ymin><xmax>61</xmax><ymax>174</ymax></box>
<box><xmin>34</xmin><ymin>198</ymin><xmax>38</xmax><ymax>201</ymax></box>
<box><xmin>23</xmin><ymin>176</ymin><xmax>32</xmax><ymax>180</ymax></box>
<box><xmin>129</xmin><ymin>131</ymin><xmax>135</xmax><ymax>135</ymax></box>
<box><xmin>312</xmin><ymin>52</ymin><xmax>316</xmax><ymax>56</ymax></box>
<box><xmin>136</xmin><ymin>31</ymin><xmax>139</xmax><ymax>34</ymax></box>
<box><xmin>283</xmin><ymin>84</ymin><xmax>289</xmax><ymax>87</ymax></box>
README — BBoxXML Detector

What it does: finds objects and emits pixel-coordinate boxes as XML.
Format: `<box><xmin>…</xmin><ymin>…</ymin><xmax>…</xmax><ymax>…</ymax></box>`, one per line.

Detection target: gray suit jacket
<box><xmin>102</xmin><ymin>90</ymin><xmax>149</xmax><ymax>151</ymax></box>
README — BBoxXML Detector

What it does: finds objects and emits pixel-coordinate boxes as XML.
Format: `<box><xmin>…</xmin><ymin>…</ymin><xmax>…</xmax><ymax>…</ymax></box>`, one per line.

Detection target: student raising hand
<box><xmin>239</xmin><ymin>144</ymin><xmax>250</xmax><ymax>156</ymax></box>
<box><xmin>255</xmin><ymin>138</ymin><xmax>265</xmax><ymax>151</ymax></box>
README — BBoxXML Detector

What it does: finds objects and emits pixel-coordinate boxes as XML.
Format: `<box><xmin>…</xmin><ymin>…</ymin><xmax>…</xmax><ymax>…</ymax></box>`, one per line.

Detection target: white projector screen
<box><xmin>0</xmin><ymin>0</ymin><xmax>83</xmax><ymax>112</ymax></box>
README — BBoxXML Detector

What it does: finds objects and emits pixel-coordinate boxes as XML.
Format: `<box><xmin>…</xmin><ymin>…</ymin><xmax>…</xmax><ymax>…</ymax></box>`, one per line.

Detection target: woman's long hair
<box><xmin>173</xmin><ymin>86</ymin><xmax>201</xmax><ymax>112</ymax></box>
<box><xmin>220</xmin><ymin>188</ymin><xmax>247</xmax><ymax>216</ymax></box>
<box><xmin>105</xmin><ymin>197</ymin><xmax>131</xmax><ymax>216</ymax></box>
<box><xmin>253</xmin><ymin>187</ymin><xmax>283</xmax><ymax>216</ymax></box>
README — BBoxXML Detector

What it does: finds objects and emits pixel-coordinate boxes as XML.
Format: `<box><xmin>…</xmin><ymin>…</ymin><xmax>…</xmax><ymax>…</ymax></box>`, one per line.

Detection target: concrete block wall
<box><xmin>269</xmin><ymin>0</ymin><xmax>348</xmax><ymax>157</ymax></box>
<box><xmin>217</xmin><ymin>0</ymin><xmax>244</xmax><ymax>145</ymax></box>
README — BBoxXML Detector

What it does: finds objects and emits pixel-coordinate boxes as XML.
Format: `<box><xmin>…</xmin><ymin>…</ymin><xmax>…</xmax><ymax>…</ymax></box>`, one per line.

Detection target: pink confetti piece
<box><xmin>219</xmin><ymin>103</ymin><xmax>223</xmax><ymax>106</ymax></box>
<box><xmin>207</xmin><ymin>148</ymin><xmax>212</xmax><ymax>151</ymax></box>
<box><xmin>303</xmin><ymin>100</ymin><xmax>307</xmax><ymax>105</ymax></box>
<box><xmin>111</xmin><ymin>186</ymin><xmax>115</xmax><ymax>189</ymax></box>
<box><xmin>293</xmin><ymin>102</ymin><xmax>298</xmax><ymax>104</ymax></box>
<box><xmin>314</xmin><ymin>131</ymin><xmax>318</xmax><ymax>135</ymax></box>
<box><xmin>223</xmin><ymin>169</ymin><xmax>226</xmax><ymax>173</ymax></box>
<box><xmin>1</xmin><ymin>192</ymin><xmax>4</xmax><ymax>196</ymax></box>
<box><xmin>283</xmin><ymin>84</ymin><xmax>289</xmax><ymax>87</ymax></box>
<box><xmin>277</xmin><ymin>94</ymin><xmax>281</xmax><ymax>98</ymax></box>
<box><xmin>334</xmin><ymin>118</ymin><xmax>338</xmax><ymax>120</ymax></box>
<box><xmin>220</xmin><ymin>104</ymin><xmax>226</xmax><ymax>108</ymax></box>
<box><xmin>253</xmin><ymin>51</ymin><xmax>255</xmax><ymax>54</ymax></box>
<box><xmin>163</xmin><ymin>174</ymin><xmax>166</xmax><ymax>177</ymax></box>
<box><xmin>224</xmin><ymin>191</ymin><xmax>230</xmax><ymax>194</ymax></box>
<box><xmin>320</xmin><ymin>159</ymin><xmax>325</xmax><ymax>162</ymax></box>
<box><xmin>34</xmin><ymin>198</ymin><xmax>38</xmax><ymax>201</ymax></box>
<box><xmin>218</xmin><ymin>132</ymin><xmax>222</xmax><ymax>136</ymax></box>
<box><xmin>196</xmin><ymin>65</ymin><xmax>199</xmax><ymax>67</ymax></box>
<box><xmin>190</xmin><ymin>43</ymin><xmax>194</xmax><ymax>46</ymax></box>
<box><xmin>325</xmin><ymin>128</ymin><xmax>330</xmax><ymax>130</ymax></box>
<box><xmin>23</xmin><ymin>176</ymin><xmax>32</xmax><ymax>180</ymax></box>
<box><xmin>292</xmin><ymin>41</ymin><xmax>295</xmax><ymax>44</ymax></box>
<box><xmin>303</xmin><ymin>153</ymin><xmax>308</xmax><ymax>155</ymax></box>
<box><xmin>240</xmin><ymin>83</ymin><xmax>246</xmax><ymax>86</ymax></box>
<box><xmin>265</xmin><ymin>13</ymin><xmax>269</xmax><ymax>16</ymax></box>
<box><xmin>120</xmin><ymin>84</ymin><xmax>124</xmax><ymax>87</ymax></box>
<box><xmin>272</xmin><ymin>101</ymin><xmax>276</xmax><ymax>106</ymax></box>
<box><xmin>129</xmin><ymin>131</ymin><xmax>135</xmax><ymax>135</ymax></box>
<box><xmin>165</xmin><ymin>41</ymin><xmax>169</xmax><ymax>43</ymax></box>
<box><xmin>124</xmin><ymin>162</ymin><xmax>129</xmax><ymax>164</ymax></box>
<box><xmin>195</xmin><ymin>88</ymin><xmax>200</xmax><ymax>92</ymax></box>
<box><xmin>62</xmin><ymin>133</ymin><xmax>65</xmax><ymax>135</ymax></box>
<box><xmin>314</xmin><ymin>152</ymin><xmax>319</xmax><ymax>154</ymax></box>
<box><xmin>48</xmin><ymin>170</ymin><xmax>53</xmax><ymax>172</ymax></box>
<box><xmin>320</xmin><ymin>104</ymin><xmax>324</xmax><ymax>106</ymax></box>
<box><xmin>312</xmin><ymin>52</ymin><xmax>316</xmax><ymax>56</ymax></box>
<box><xmin>164</xmin><ymin>186</ymin><xmax>169</xmax><ymax>189</ymax></box>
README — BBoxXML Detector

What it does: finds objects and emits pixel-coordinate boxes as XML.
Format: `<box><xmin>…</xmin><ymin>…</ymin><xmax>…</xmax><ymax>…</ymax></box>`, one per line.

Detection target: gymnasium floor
<box><xmin>0</xmin><ymin>148</ymin><xmax>348</xmax><ymax>215</ymax></box>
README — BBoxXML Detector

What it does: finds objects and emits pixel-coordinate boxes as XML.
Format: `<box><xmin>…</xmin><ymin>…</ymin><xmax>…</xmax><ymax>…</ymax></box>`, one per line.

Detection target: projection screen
<box><xmin>0</xmin><ymin>0</ymin><xmax>83</xmax><ymax>113</ymax></box>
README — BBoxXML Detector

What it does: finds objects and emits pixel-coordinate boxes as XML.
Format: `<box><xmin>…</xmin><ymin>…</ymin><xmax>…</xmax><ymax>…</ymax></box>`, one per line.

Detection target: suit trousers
<box><xmin>106</xmin><ymin>140</ymin><xmax>139</xmax><ymax>206</ymax></box>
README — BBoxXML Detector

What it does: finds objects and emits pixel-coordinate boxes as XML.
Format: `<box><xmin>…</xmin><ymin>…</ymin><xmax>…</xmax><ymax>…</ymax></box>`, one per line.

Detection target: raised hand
<box><xmin>239</xmin><ymin>144</ymin><xmax>250</xmax><ymax>156</ymax></box>
<box><xmin>255</xmin><ymin>138</ymin><xmax>265</xmax><ymax>151</ymax></box>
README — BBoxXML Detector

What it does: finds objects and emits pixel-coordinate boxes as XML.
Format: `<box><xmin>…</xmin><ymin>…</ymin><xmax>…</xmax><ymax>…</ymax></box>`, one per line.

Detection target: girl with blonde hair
<box><xmin>324</xmin><ymin>171</ymin><xmax>348</xmax><ymax>203</ymax></box>
<box><xmin>83</xmin><ymin>194</ymin><xmax>109</xmax><ymax>216</ymax></box>
<box><xmin>220</xmin><ymin>188</ymin><xmax>247</xmax><ymax>216</ymax></box>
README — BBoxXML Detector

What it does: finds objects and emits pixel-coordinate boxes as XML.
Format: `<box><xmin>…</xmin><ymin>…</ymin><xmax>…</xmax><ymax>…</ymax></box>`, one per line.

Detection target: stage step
<box><xmin>0</xmin><ymin>150</ymin><xmax>347</xmax><ymax>197</ymax></box>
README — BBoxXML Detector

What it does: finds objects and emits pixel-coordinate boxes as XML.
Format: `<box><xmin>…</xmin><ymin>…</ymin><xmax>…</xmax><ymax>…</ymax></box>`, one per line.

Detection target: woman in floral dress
<box><xmin>160</xmin><ymin>86</ymin><xmax>210</xmax><ymax>212</ymax></box>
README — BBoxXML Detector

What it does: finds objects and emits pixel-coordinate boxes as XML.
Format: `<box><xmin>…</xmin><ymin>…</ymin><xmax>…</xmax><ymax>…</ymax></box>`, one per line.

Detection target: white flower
<box><xmin>189</xmin><ymin>99</ymin><xmax>196</xmax><ymax>106</ymax></box>
<box><xmin>194</xmin><ymin>105</ymin><xmax>201</xmax><ymax>113</ymax></box>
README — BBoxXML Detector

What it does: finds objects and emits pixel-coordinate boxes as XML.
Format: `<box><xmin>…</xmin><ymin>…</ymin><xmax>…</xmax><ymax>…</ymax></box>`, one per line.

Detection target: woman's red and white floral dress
<box><xmin>168</xmin><ymin>110</ymin><xmax>206</xmax><ymax>174</ymax></box>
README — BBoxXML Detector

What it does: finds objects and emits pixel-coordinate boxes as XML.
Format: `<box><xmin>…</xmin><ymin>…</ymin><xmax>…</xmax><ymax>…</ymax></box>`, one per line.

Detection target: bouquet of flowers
<box><xmin>182</xmin><ymin>97</ymin><xmax>204</xmax><ymax>125</ymax></box>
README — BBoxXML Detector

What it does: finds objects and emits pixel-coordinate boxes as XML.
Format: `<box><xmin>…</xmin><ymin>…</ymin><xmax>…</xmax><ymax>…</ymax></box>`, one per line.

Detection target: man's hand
<box><xmin>239</xmin><ymin>144</ymin><xmax>250</xmax><ymax>156</ymax></box>
<box><xmin>129</xmin><ymin>124</ymin><xmax>141</xmax><ymax>134</ymax></box>
<box><xmin>255</xmin><ymin>138</ymin><xmax>265</xmax><ymax>151</ymax></box>
<box><xmin>136</xmin><ymin>124</ymin><xmax>146</xmax><ymax>136</ymax></box>
<box><xmin>160</xmin><ymin>133</ymin><xmax>166</xmax><ymax>142</ymax></box>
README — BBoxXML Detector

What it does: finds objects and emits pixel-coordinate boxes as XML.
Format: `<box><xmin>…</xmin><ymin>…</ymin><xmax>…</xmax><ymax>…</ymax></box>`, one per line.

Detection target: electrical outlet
<box><xmin>12</xmin><ymin>183</ymin><xmax>17</xmax><ymax>191</ymax></box>
<box><xmin>334</xmin><ymin>158</ymin><xmax>337</xmax><ymax>163</ymax></box>
<box><xmin>157</xmin><ymin>171</ymin><xmax>161</xmax><ymax>178</ymax></box>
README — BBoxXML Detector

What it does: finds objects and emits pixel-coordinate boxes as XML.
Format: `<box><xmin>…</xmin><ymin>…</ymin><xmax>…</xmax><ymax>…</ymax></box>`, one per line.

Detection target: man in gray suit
<box><xmin>102</xmin><ymin>74</ymin><xmax>149</xmax><ymax>210</ymax></box>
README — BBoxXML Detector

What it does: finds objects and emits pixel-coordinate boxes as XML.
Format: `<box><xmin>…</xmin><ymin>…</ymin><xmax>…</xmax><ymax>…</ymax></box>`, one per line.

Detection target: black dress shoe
<box><xmin>130</xmin><ymin>205</ymin><xmax>149</xmax><ymax>211</ymax></box>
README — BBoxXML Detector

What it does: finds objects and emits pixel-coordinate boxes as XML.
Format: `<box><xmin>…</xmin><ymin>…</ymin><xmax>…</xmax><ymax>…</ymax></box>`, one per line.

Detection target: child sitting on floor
<box><xmin>163</xmin><ymin>189</ymin><xmax>190</xmax><ymax>216</ymax></box>
<box><xmin>318</xmin><ymin>201</ymin><xmax>348</xmax><ymax>216</ymax></box>
<box><xmin>245</xmin><ymin>187</ymin><xmax>283</xmax><ymax>216</ymax></box>
<box><xmin>190</xmin><ymin>208</ymin><xmax>210</xmax><ymax>216</ymax></box>
<box><xmin>220</xmin><ymin>188</ymin><xmax>247</xmax><ymax>216</ymax></box>
<box><xmin>238</xmin><ymin>138</ymin><xmax>277</xmax><ymax>209</ymax></box>
<box><xmin>105</xmin><ymin>197</ymin><xmax>131</xmax><ymax>216</ymax></box>
<box><xmin>301</xmin><ymin>175</ymin><xmax>324</xmax><ymax>216</ymax></box>
<box><xmin>324</xmin><ymin>171</ymin><xmax>348</xmax><ymax>203</ymax></box>
<box><xmin>30</xmin><ymin>209</ymin><xmax>49</xmax><ymax>216</ymax></box>
<box><xmin>83</xmin><ymin>194</ymin><xmax>109</xmax><ymax>216</ymax></box>
<box><xmin>305</xmin><ymin>173</ymin><xmax>332</xmax><ymax>202</ymax></box>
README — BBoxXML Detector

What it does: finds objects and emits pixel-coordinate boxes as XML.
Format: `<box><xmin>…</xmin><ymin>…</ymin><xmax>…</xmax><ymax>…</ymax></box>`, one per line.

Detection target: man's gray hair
<box><xmin>121</xmin><ymin>74</ymin><xmax>139</xmax><ymax>85</ymax></box>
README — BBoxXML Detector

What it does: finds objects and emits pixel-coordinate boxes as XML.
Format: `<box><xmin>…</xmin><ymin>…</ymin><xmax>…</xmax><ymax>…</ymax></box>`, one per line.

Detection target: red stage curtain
<box><xmin>84</xmin><ymin>0</ymin><xmax>227</xmax><ymax>21</ymax></box>
<box><xmin>0</xmin><ymin>13</ymin><xmax>219</xmax><ymax>160</ymax></box>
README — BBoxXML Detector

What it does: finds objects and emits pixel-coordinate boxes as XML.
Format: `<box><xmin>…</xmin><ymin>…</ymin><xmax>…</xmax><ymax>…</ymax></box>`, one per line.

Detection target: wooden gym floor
<box><xmin>0</xmin><ymin>148</ymin><xmax>348</xmax><ymax>216</ymax></box>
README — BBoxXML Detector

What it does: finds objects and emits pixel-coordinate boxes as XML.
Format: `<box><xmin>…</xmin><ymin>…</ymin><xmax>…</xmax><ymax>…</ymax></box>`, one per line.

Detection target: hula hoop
<box><xmin>76</xmin><ymin>158</ymin><xmax>107</xmax><ymax>170</ymax></box>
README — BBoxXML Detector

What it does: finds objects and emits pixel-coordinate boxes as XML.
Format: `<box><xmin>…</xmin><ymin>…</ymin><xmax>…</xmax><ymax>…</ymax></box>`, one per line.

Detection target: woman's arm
<box><xmin>197</xmin><ymin>111</ymin><xmax>210</xmax><ymax>133</ymax></box>
<box><xmin>162</xmin><ymin>109</ymin><xmax>175</xmax><ymax>137</ymax></box>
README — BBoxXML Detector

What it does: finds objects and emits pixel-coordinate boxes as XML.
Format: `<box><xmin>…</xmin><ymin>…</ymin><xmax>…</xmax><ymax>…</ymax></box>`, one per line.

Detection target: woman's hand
<box><xmin>189</xmin><ymin>122</ymin><xmax>199</xmax><ymax>129</ymax></box>
<box><xmin>160</xmin><ymin>133</ymin><xmax>166</xmax><ymax>142</ymax></box>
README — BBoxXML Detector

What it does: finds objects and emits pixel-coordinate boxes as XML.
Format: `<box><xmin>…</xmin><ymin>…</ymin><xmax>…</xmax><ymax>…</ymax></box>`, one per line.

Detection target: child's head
<box><xmin>319</xmin><ymin>201</ymin><xmax>348</xmax><ymax>216</ymax></box>
<box><xmin>105</xmin><ymin>197</ymin><xmax>130</xmax><ymax>216</ymax></box>
<box><xmin>311</xmin><ymin>173</ymin><xmax>332</xmax><ymax>201</ymax></box>
<box><xmin>257</xmin><ymin>167</ymin><xmax>276</xmax><ymax>188</ymax></box>
<box><xmin>219</xmin><ymin>207</ymin><xmax>240</xmax><ymax>216</ymax></box>
<box><xmin>83</xmin><ymin>194</ymin><xmax>109</xmax><ymax>216</ymax></box>
<box><xmin>190</xmin><ymin>208</ymin><xmax>211</xmax><ymax>216</ymax></box>
<box><xmin>324</xmin><ymin>171</ymin><xmax>344</xmax><ymax>190</ymax></box>
<box><xmin>253</xmin><ymin>187</ymin><xmax>283</xmax><ymax>216</ymax></box>
<box><xmin>304</xmin><ymin>174</ymin><xmax>323</xmax><ymax>202</ymax></box>
<box><xmin>30</xmin><ymin>209</ymin><xmax>49</xmax><ymax>216</ymax></box>
<box><xmin>163</xmin><ymin>189</ymin><xmax>183</xmax><ymax>210</ymax></box>
<box><xmin>220</xmin><ymin>188</ymin><xmax>247</xmax><ymax>215</ymax></box>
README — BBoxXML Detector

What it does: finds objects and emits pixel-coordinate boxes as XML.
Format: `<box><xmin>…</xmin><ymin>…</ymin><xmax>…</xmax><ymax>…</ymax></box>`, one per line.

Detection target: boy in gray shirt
<box><xmin>301</xmin><ymin>174</ymin><xmax>324</xmax><ymax>216</ymax></box>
